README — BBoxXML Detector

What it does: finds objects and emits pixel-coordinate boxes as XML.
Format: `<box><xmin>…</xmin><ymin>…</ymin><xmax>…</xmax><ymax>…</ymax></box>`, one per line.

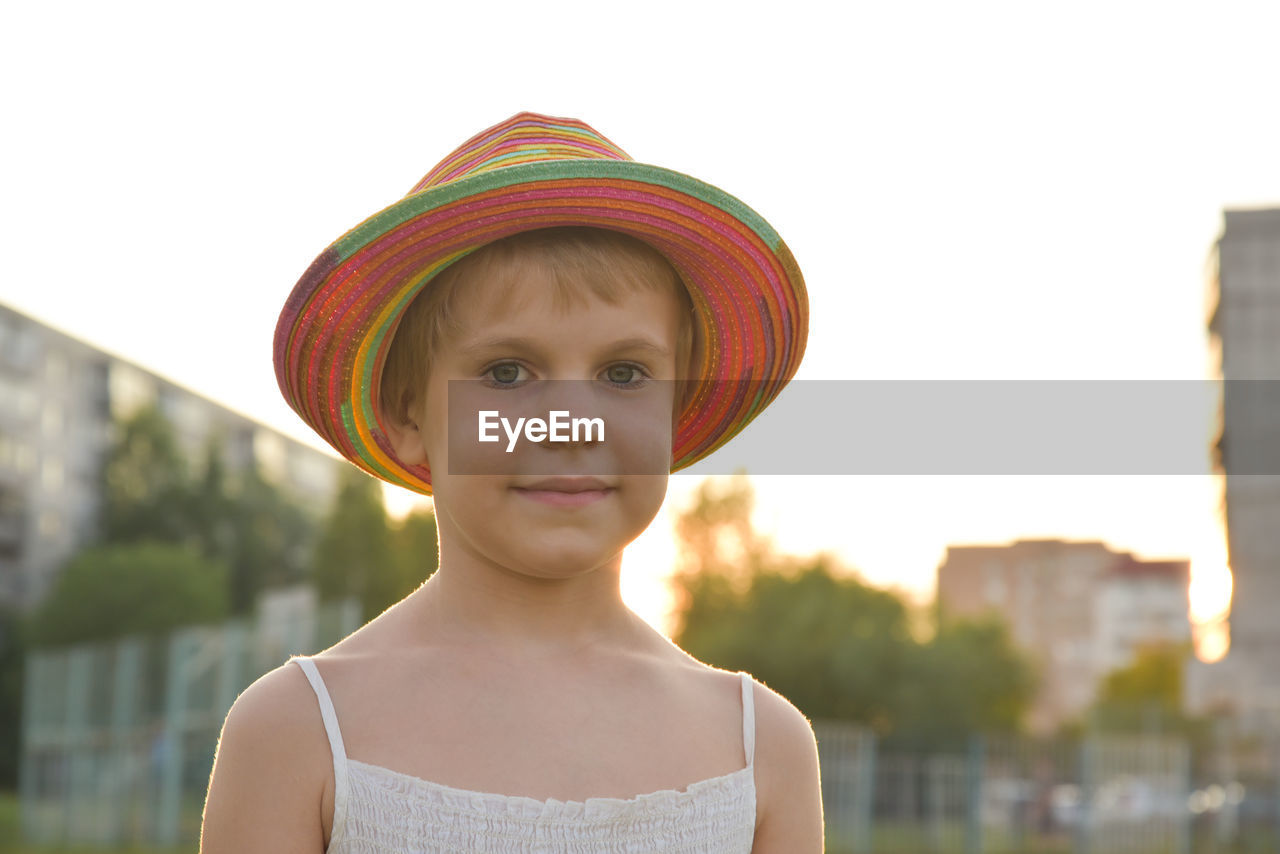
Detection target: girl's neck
<box><xmin>408</xmin><ymin>553</ymin><xmax>649</xmax><ymax>660</ymax></box>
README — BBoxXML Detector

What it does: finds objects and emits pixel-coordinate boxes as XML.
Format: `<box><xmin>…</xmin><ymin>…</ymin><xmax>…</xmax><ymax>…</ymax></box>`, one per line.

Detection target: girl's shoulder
<box><xmin>657</xmin><ymin>659</ymin><xmax>823</xmax><ymax>847</ymax></box>
<box><xmin>202</xmin><ymin>659</ymin><xmax>334</xmax><ymax>852</ymax></box>
<box><xmin>734</xmin><ymin>674</ymin><xmax>824</xmax><ymax>851</ymax></box>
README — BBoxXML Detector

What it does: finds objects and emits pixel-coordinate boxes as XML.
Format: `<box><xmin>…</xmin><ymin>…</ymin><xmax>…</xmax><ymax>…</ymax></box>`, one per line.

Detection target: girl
<box><xmin>200</xmin><ymin>113</ymin><xmax>821</xmax><ymax>852</ymax></box>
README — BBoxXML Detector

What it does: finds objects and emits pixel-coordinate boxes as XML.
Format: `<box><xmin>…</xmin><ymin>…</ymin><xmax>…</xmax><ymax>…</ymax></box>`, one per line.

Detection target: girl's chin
<box><xmin>493</xmin><ymin>545</ymin><xmax>627</xmax><ymax>580</ymax></box>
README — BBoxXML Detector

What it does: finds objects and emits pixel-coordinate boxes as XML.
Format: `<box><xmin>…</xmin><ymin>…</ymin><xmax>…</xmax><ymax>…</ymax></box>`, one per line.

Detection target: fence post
<box><xmin>1174</xmin><ymin>736</ymin><xmax>1191</xmax><ymax>854</ymax></box>
<box><xmin>18</xmin><ymin>650</ymin><xmax>45</xmax><ymax>844</ymax></box>
<box><xmin>1274</xmin><ymin>740</ymin><xmax>1280</xmax><ymax>854</ymax></box>
<box><xmin>852</xmin><ymin>730</ymin><xmax>876</xmax><ymax>854</ymax></box>
<box><xmin>156</xmin><ymin>628</ymin><xmax>195</xmax><ymax>846</ymax></box>
<box><xmin>1074</xmin><ymin>736</ymin><xmax>1093</xmax><ymax>854</ymax></box>
<box><xmin>65</xmin><ymin>646</ymin><xmax>93</xmax><ymax>844</ymax></box>
<box><xmin>216</xmin><ymin>621</ymin><xmax>247</xmax><ymax>718</ymax></box>
<box><xmin>1216</xmin><ymin>718</ymin><xmax>1236</xmax><ymax>849</ymax></box>
<box><xmin>926</xmin><ymin>755</ymin><xmax>947</xmax><ymax>854</ymax></box>
<box><xmin>341</xmin><ymin>596</ymin><xmax>362</xmax><ymax>637</ymax></box>
<box><xmin>964</xmin><ymin>734</ymin><xmax>984</xmax><ymax>854</ymax></box>
<box><xmin>107</xmin><ymin>638</ymin><xmax>143</xmax><ymax>845</ymax></box>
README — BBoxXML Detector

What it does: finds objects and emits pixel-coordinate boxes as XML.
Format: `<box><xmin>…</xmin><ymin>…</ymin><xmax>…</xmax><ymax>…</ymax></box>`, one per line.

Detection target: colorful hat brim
<box><xmin>274</xmin><ymin>158</ymin><xmax>807</xmax><ymax>494</ymax></box>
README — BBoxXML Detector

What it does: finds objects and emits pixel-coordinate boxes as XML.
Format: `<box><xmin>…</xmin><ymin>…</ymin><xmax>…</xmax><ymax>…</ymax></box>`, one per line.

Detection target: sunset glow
<box><xmin>386</xmin><ymin>478</ymin><xmax>1239</xmax><ymax>656</ymax></box>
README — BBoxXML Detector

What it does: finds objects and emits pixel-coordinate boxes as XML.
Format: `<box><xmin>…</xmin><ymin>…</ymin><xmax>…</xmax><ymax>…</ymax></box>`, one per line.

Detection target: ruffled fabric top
<box><xmin>292</xmin><ymin>656</ymin><xmax>757</xmax><ymax>853</ymax></box>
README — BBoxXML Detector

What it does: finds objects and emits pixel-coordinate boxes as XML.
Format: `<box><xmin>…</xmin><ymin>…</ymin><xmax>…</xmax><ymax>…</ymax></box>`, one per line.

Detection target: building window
<box><xmin>45</xmin><ymin>352</ymin><xmax>69</xmax><ymax>385</ymax></box>
<box><xmin>41</xmin><ymin>401</ymin><xmax>63</xmax><ymax>436</ymax></box>
<box><xmin>107</xmin><ymin>362</ymin><xmax>156</xmax><ymax>419</ymax></box>
<box><xmin>0</xmin><ymin>322</ymin><xmax>38</xmax><ymax>371</ymax></box>
<box><xmin>984</xmin><ymin>573</ymin><xmax>1006</xmax><ymax>604</ymax></box>
<box><xmin>38</xmin><ymin>511</ymin><xmax>61</xmax><ymax>538</ymax></box>
<box><xmin>40</xmin><ymin>459</ymin><xmax>63</xmax><ymax>492</ymax></box>
<box><xmin>0</xmin><ymin>435</ymin><xmax>33</xmax><ymax>475</ymax></box>
<box><xmin>253</xmin><ymin>430</ymin><xmax>287</xmax><ymax>484</ymax></box>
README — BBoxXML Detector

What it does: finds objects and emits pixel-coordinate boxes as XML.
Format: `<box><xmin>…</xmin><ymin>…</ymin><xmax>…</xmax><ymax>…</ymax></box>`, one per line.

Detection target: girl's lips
<box><xmin>511</xmin><ymin>487</ymin><xmax>615</xmax><ymax>507</ymax></box>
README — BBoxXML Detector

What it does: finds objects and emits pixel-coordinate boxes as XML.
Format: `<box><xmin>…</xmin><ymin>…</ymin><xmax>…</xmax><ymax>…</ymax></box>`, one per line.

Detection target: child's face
<box><xmin>390</xmin><ymin>262</ymin><xmax>684</xmax><ymax>580</ymax></box>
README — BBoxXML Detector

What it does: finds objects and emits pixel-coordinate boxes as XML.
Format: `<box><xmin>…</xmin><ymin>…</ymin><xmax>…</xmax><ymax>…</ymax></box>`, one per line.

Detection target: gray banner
<box><xmin>443</xmin><ymin>380</ymin><xmax>1279</xmax><ymax>475</ymax></box>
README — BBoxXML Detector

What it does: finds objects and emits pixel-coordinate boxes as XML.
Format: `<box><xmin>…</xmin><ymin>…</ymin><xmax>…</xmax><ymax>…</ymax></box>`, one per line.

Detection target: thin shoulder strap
<box><xmin>738</xmin><ymin>672</ymin><xmax>756</xmax><ymax>767</ymax></box>
<box><xmin>292</xmin><ymin>656</ymin><xmax>349</xmax><ymax>848</ymax></box>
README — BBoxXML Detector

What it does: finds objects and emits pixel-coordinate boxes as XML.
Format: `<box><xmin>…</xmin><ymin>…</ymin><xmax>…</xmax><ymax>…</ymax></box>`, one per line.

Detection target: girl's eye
<box><xmin>603</xmin><ymin>364</ymin><xmax>647</xmax><ymax>387</ymax></box>
<box><xmin>486</xmin><ymin>363</ymin><xmax>525</xmax><ymax>385</ymax></box>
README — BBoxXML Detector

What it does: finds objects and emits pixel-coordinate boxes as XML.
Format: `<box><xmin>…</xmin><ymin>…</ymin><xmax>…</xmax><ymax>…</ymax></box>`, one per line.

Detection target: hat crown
<box><xmin>408</xmin><ymin>112</ymin><xmax>632</xmax><ymax>195</ymax></box>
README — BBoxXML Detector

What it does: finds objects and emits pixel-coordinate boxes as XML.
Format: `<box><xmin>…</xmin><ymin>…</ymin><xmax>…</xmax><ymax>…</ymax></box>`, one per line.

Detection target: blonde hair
<box><xmin>380</xmin><ymin>227</ymin><xmax>699</xmax><ymax>425</ymax></box>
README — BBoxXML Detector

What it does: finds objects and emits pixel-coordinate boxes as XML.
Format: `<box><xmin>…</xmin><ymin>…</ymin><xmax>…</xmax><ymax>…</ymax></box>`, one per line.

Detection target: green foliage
<box><xmin>98</xmin><ymin>408</ymin><xmax>318</xmax><ymax>616</ymax></box>
<box><xmin>392</xmin><ymin>509</ymin><xmax>440</xmax><ymax>593</ymax></box>
<box><xmin>677</xmin><ymin>559</ymin><xmax>912</xmax><ymax>729</ymax></box>
<box><xmin>93</xmin><ymin>406</ymin><xmax>438</xmax><ymax>633</ymax></box>
<box><xmin>314</xmin><ymin>467</ymin><xmax>389</xmax><ymax>616</ymax></box>
<box><xmin>25</xmin><ymin>543</ymin><xmax>230</xmax><ymax>648</ymax></box>
<box><xmin>1098</xmin><ymin>643</ymin><xmax>1185</xmax><ymax>708</ymax></box>
<box><xmin>101</xmin><ymin>405</ymin><xmax>192</xmax><ymax>544</ymax></box>
<box><xmin>0</xmin><ymin>790</ymin><xmax>190</xmax><ymax>854</ymax></box>
<box><xmin>674</xmin><ymin>476</ymin><xmax>768</xmax><ymax>579</ymax></box>
<box><xmin>216</xmin><ymin>463</ymin><xmax>314</xmax><ymax>614</ymax></box>
<box><xmin>671</xmin><ymin>476</ymin><xmax>1035</xmax><ymax>742</ymax></box>
<box><xmin>314</xmin><ymin>468</ymin><xmax>436</xmax><ymax>622</ymax></box>
<box><xmin>1089</xmin><ymin>643</ymin><xmax>1195</xmax><ymax>735</ymax></box>
<box><xmin>895</xmin><ymin>617</ymin><xmax>1036</xmax><ymax>748</ymax></box>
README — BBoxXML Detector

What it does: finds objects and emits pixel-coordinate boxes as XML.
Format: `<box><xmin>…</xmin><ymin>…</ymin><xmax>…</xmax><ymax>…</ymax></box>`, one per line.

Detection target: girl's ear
<box><xmin>381</xmin><ymin>407</ymin><xmax>429</xmax><ymax>465</ymax></box>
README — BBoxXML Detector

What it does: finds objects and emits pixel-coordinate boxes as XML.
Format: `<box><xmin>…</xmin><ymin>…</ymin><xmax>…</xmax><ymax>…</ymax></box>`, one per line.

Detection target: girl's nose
<box><xmin>535</xmin><ymin>380</ymin><xmax>601</xmax><ymax>432</ymax></box>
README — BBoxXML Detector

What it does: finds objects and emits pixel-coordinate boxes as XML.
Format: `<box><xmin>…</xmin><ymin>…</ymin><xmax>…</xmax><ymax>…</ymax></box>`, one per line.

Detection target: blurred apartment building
<box><xmin>0</xmin><ymin>302</ymin><xmax>342</xmax><ymax>613</ymax></box>
<box><xmin>1187</xmin><ymin>208</ymin><xmax>1280</xmax><ymax>724</ymax></box>
<box><xmin>937</xmin><ymin>539</ymin><xmax>1190</xmax><ymax>732</ymax></box>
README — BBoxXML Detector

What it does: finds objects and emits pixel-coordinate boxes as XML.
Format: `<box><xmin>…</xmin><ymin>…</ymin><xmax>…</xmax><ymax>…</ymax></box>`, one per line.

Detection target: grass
<box><xmin>0</xmin><ymin>791</ymin><xmax>191</xmax><ymax>854</ymax></box>
<box><xmin>4</xmin><ymin>788</ymin><xmax>1272</xmax><ymax>853</ymax></box>
<box><xmin>824</xmin><ymin>821</ymin><xmax>1193</xmax><ymax>854</ymax></box>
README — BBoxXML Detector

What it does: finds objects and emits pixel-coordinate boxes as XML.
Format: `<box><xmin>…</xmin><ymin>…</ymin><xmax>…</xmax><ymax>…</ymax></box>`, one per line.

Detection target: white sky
<box><xmin>4</xmin><ymin>1</ymin><xmax>1277</xmax><ymax>632</ymax></box>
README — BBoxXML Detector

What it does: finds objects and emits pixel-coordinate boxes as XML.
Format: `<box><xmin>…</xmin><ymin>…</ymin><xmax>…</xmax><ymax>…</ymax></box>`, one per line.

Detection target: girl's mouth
<box><xmin>511</xmin><ymin>477</ymin><xmax>615</xmax><ymax>507</ymax></box>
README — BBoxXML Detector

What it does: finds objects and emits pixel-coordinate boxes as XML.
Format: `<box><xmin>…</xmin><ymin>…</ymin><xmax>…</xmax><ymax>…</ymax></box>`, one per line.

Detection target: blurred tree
<box><xmin>100</xmin><ymin>412</ymin><xmax>318</xmax><ymax>616</ymax></box>
<box><xmin>391</xmin><ymin>508</ymin><xmax>440</xmax><ymax>595</ymax></box>
<box><xmin>670</xmin><ymin>476</ymin><xmax>773</xmax><ymax>645</ymax></box>
<box><xmin>671</xmin><ymin>475</ymin><xmax>1035</xmax><ymax>740</ymax></box>
<box><xmin>1090</xmin><ymin>643</ymin><xmax>1192</xmax><ymax>734</ymax></box>
<box><xmin>100</xmin><ymin>404</ymin><xmax>193</xmax><ymax>545</ymax></box>
<box><xmin>672</xmin><ymin>476</ymin><xmax>913</xmax><ymax>728</ymax></box>
<box><xmin>676</xmin><ymin>558</ymin><xmax>913</xmax><ymax>729</ymax></box>
<box><xmin>189</xmin><ymin>438</ymin><xmax>233</xmax><ymax>558</ymax></box>
<box><xmin>673</xmin><ymin>476</ymin><xmax>769</xmax><ymax>582</ymax></box>
<box><xmin>1098</xmin><ymin>643</ymin><xmax>1185</xmax><ymax>707</ymax></box>
<box><xmin>894</xmin><ymin>617</ymin><xmax>1036</xmax><ymax>748</ymax></box>
<box><xmin>220</xmin><ymin>463</ymin><xmax>315</xmax><ymax>615</ymax></box>
<box><xmin>25</xmin><ymin>543</ymin><xmax>230</xmax><ymax>648</ymax></box>
<box><xmin>314</xmin><ymin>467</ymin><xmax>397</xmax><ymax>622</ymax></box>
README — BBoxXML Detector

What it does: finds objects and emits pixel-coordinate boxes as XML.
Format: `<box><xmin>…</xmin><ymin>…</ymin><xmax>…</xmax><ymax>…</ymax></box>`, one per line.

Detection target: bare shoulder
<box><xmin>750</xmin><ymin>677</ymin><xmax>818</xmax><ymax>764</ymax></box>
<box><xmin>200</xmin><ymin>659</ymin><xmax>330</xmax><ymax>854</ymax></box>
<box><xmin>747</xmin><ymin>677</ymin><xmax>824</xmax><ymax>853</ymax></box>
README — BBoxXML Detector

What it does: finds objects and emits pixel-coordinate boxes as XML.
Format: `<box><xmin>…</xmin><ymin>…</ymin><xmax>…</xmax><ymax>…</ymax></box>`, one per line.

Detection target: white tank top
<box><xmin>292</xmin><ymin>656</ymin><xmax>757</xmax><ymax>852</ymax></box>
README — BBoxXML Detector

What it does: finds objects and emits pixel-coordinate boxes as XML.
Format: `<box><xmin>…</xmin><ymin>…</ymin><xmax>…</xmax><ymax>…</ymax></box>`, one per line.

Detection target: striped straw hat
<box><xmin>274</xmin><ymin>112</ymin><xmax>808</xmax><ymax>494</ymax></box>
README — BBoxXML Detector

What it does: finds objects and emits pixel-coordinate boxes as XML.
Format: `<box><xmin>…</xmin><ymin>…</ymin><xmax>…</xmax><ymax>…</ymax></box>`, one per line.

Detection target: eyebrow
<box><xmin>459</xmin><ymin>336</ymin><xmax>671</xmax><ymax>357</ymax></box>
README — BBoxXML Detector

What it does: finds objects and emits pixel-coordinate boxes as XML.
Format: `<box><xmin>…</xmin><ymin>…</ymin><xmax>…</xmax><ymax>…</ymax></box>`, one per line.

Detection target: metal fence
<box><xmin>18</xmin><ymin>597</ymin><xmax>360</xmax><ymax>847</ymax></box>
<box><xmin>18</xmin><ymin>631</ymin><xmax>1280</xmax><ymax>852</ymax></box>
<box><xmin>815</xmin><ymin>723</ymin><xmax>1280</xmax><ymax>854</ymax></box>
